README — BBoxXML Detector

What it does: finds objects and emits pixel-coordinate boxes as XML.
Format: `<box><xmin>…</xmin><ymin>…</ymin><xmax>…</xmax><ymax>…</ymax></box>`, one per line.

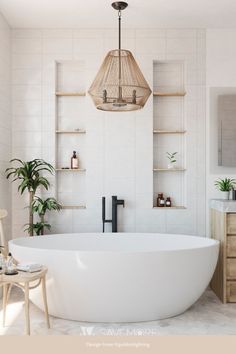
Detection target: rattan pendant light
<box><xmin>88</xmin><ymin>1</ymin><xmax>152</xmax><ymax>112</ymax></box>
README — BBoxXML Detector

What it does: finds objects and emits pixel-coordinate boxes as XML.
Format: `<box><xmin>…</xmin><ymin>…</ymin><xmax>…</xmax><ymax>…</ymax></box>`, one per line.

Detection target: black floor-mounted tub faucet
<box><xmin>102</xmin><ymin>196</ymin><xmax>125</xmax><ymax>233</ymax></box>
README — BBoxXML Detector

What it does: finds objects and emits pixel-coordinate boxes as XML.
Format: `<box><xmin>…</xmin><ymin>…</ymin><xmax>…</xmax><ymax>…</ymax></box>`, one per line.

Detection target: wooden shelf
<box><xmin>153</xmin><ymin>206</ymin><xmax>186</xmax><ymax>210</ymax></box>
<box><xmin>61</xmin><ymin>205</ymin><xmax>86</xmax><ymax>210</ymax></box>
<box><xmin>153</xmin><ymin>130</ymin><xmax>186</xmax><ymax>134</ymax></box>
<box><xmin>153</xmin><ymin>92</ymin><xmax>186</xmax><ymax>97</ymax></box>
<box><xmin>153</xmin><ymin>168</ymin><xmax>186</xmax><ymax>172</ymax></box>
<box><xmin>56</xmin><ymin>130</ymin><xmax>86</xmax><ymax>134</ymax></box>
<box><xmin>55</xmin><ymin>92</ymin><xmax>86</xmax><ymax>97</ymax></box>
<box><xmin>56</xmin><ymin>168</ymin><xmax>86</xmax><ymax>172</ymax></box>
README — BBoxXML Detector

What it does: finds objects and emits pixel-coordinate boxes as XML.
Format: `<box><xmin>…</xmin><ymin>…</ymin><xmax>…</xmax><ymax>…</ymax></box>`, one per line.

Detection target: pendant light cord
<box><xmin>118</xmin><ymin>9</ymin><xmax>122</xmax><ymax>100</ymax></box>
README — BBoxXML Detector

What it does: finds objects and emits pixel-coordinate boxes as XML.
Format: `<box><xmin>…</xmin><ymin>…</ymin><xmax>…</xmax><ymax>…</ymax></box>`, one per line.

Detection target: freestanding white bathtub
<box><xmin>9</xmin><ymin>233</ymin><xmax>219</xmax><ymax>322</ymax></box>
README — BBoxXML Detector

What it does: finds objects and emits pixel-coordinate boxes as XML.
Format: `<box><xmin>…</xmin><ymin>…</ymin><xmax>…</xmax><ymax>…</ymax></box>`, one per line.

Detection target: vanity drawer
<box><xmin>226</xmin><ymin>258</ymin><xmax>236</xmax><ymax>279</ymax></box>
<box><xmin>227</xmin><ymin>214</ymin><xmax>236</xmax><ymax>234</ymax></box>
<box><xmin>227</xmin><ymin>236</ymin><xmax>236</xmax><ymax>257</ymax></box>
<box><xmin>226</xmin><ymin>281</ymin><xmax>236</xmax><ymax>302</ymax></box>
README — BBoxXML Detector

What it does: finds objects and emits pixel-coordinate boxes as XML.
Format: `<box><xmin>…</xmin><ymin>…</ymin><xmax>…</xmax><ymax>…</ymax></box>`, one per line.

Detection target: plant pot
<box><xmin>221</xmin><ymin>191</ymin><xmax>230</xmax><ymax>200</ymax></box>
<box><xmin>168</xmin><ymin>163</ymin><xmax>176</xmax><ymax>170</ymax></box>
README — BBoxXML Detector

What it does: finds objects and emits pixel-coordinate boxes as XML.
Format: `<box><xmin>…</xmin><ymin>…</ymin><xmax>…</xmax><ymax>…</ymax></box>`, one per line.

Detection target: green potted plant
<box><xmin>30</xmin><ymin>197</ymin><xmax>62</xmax><ymax>235</ymax></box>
<box><xmin>214</xmin><ymin>178</ymin><xmax>236</xmax><ymax>200</ymax></box>
<box><xmin>166</xmin><ymin>152</ymin><xmax>178</xmax><ymax>169</ymax></box>
<box><xmin>6</xmin><ymin>158</ymin><xmax>55</xmax><ymax>236</ymax></box>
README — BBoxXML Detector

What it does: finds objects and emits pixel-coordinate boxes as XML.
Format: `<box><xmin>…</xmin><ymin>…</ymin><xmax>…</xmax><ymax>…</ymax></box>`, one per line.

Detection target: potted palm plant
<box><xmin>214</xmin><ymin>178</ymin><xmax>236</xmax><ymax>200</ymax></box>
<box><xmin>6</xmin><ymin>159</ymin><xmax>54</xmax><ymax>236</ymax></box>
<box><xmin>30</xmin><ymin>197</ymin><xmax>61</xmax><ymax>235</ymax></box>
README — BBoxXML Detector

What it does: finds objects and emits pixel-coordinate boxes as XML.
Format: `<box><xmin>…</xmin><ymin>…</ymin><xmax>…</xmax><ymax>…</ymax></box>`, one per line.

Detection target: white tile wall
<box><xmin>206</xmin><ymin>29</ymin><xmax>236</xmax><ymax>236</ymax></box>
<box><xmin>0</xmin><ymin>12</ymin><xmax>11</xmax><ymax>241</ymax></box>
<box><xmin>10</xmin><ymin>28</ymin><xmax>206</xmax><ymax>237</ymax></box>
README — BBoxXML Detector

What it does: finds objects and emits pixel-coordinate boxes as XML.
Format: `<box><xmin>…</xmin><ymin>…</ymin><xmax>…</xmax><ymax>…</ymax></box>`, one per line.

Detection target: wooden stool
<box><xmin>0</xmin><ymin>266</ymin><xmax>50</xmax><ymax>335</ymax></box>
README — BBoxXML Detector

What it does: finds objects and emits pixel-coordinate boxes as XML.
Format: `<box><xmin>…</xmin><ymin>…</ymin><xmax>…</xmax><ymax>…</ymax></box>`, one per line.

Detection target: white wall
<box><xmin>11</xmin><ymin>28</ymin><xmax>206</xmax><ymax>237</ymax></box>
<box><xmin>0</xmin><ymin>12</ymin><xmax>11</xmax><ymax>242</ymax></box>
<box><xmin>206</xmin><ymin>29</ymin><xmax>236</xmax><ymax>235</ymax></box>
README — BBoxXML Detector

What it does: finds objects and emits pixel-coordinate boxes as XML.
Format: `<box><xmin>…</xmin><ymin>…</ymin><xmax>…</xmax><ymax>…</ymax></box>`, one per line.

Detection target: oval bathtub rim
<box><xmin>9</xmin><ymin>233</ymin><xmax>220</xmax><ymax>255</ymax></box>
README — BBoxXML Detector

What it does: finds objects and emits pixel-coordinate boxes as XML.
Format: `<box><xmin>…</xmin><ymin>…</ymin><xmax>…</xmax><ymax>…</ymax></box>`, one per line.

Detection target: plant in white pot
<box><xmin>166</xmin><ymin>152</ymin><xmax>178</xmax><ymax>169</ymax></box>
<box><xmin>214</xmin><ymin>178</ymin><xmax>236</xmax><ymax>200</ymax></box>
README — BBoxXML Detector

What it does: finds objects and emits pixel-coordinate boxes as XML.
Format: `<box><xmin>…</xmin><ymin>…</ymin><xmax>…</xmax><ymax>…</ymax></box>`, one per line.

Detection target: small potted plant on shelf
<box><xmin>214</xmin><ymin>178</ymin><xmax>236</xmax><ymax>200</ymax></box>
<box><xmin>166</xmin><ymin>152</ymin><xmax>178</xmax><ymax>169</ymax></box>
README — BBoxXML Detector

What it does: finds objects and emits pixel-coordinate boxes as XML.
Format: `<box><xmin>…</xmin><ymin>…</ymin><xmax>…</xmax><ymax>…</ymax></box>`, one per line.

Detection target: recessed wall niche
<box><xmin>55</xmin><ymin>61</ymin><xmax>86</xmax><ymax>209</ymax></box>
<box><xmin>153</xmin><ymin>61</ymin><xmax>187</xmax><ymax>209</ymax></box>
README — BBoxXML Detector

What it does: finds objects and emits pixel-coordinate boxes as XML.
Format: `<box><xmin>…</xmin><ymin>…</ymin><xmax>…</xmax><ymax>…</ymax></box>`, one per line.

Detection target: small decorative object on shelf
<box><xmin>165</xmin><ymin>197</ymin><xmax>172</xmax><ymax>207</ymax></box>
<box><xmin>159</xmin><ymin>195</ymin><xmax>165</xmax><ymax>207</ymax></box>
<box><xmin>157</xmin><ymin>193</ymin><xmax>164</xmax><ymax>207</ymax></box>
<box><xmin>71</xmin><ymin>151</ymin><xmax>79</xmax><ymax>169</ymax></box>
<box><xmin>214</xmin><ymin>178</ymin><xmax>236</xmax><ymax>200</ymax></box>
<box><xmin>166</xmin><ymin>152</ymin><xmax>178</xmax><ymax>169</ymax></box>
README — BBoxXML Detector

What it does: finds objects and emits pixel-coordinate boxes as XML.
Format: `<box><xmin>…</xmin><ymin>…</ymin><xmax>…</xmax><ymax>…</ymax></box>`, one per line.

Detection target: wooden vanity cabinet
<box><xmin>211</xmin><ymin>209</ymin><xmax>236</xmax><ymax>303</ymax></box>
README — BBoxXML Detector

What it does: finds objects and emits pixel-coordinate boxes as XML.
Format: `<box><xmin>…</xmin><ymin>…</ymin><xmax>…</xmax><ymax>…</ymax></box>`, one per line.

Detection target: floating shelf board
<box><xmin>61</xmin><ymin>205</ymin><xmax>86</xmax><ymax>210</ymax></box>
<box><xmin>153</xmin><ymin>168</ymin><xmax>186</xmax><ymax>172</ymax></box>
<box><xmin>56</xmin><ymin>130</ymin><xmax>86</xmax><ymax>134</ymax></box>
<box><xmin>56</xmin><ymin>168</ymin><xmax>86</xmax><ymax>172</ymax></box>
<box><xmin>55</xmin><ymin>92</ymin><xmax>86</xmax><ymax>96</ymax></box>
<box><xmin>153</xmin><ymin>130</ymin><xmax>186</xmax><ymax>134</ymax></box>
<box><xmin>153</xmin><ymin>206</ymin><xmax>186</xmax><ymax>210</ymax></box>
<box><xmin>153</xmin><ymin>92</ymin><xmax>186</xmax><ymax>97</ymax></box>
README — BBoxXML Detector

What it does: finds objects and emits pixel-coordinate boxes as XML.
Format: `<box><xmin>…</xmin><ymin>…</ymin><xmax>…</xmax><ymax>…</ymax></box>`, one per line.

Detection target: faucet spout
<box><xmin>112</xmin><ymin>196</ymin><xmax>125</xmax><ymax>233</ymax></box>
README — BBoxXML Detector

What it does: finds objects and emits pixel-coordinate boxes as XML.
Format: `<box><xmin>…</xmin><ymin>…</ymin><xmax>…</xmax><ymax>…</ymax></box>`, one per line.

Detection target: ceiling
<box><xmin>0</xmin><ymin>0</ymin><xmax>236</xmax><ymax>28</ymax></box>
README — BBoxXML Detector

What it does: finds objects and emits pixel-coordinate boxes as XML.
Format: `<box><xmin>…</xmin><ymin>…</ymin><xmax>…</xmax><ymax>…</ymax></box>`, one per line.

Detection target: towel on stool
<box><xmin>17</xmin><ymin>262</ymin><xmax>43</xmax><ymax>273</ymax></box>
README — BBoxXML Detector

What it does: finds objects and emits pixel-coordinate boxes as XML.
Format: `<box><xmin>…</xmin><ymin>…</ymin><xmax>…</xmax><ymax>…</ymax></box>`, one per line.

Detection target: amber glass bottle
<box><xmin>157</xmin><ymin>193</ymin><xmax>163</xmax><ymax>207</ymax></box>
<box><xmin>165</xmin><ymin>197</ymin><xmax>172</xmax><ymax>207</ymax></box>
<box><xmin>71</xmin><ymin>151</ymin><xmax>79</xmax><ymax>169</ymax></box>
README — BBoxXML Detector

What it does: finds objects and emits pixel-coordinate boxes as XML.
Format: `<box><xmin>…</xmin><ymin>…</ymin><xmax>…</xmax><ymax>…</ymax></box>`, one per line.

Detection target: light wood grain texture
<box><xmin>2</xmin><ymin>284</ymin><xmax>9</xmax><ymax>327</ymax></box>
<box><xmin>226</xmin><ymin>281</ymin><xmax>236</xmax><ymax>302</ymax></box>
<box><xmin>55</xmin><ymin>92</ymin><xmax>86</xmax><ymax>96</ymax></box>
<box><xmin>210</xmin><ymin>209</ymin><xmax>227</xmax><ymax>303</ymax></box>
<box><xmin>153</xmin><ymin>206</ymin><xmax>186</xmax><ymax>209</ymax></box>
<box><xmin>227</xmin><ymin>236</ymin><xmax>236</xmax><ymax>257</ymax></box>
<box><xmin>153</xmin><ymin>92</ymin><xmax>186</xmax><ymax>97</ymax></box>
<box><xmin>153</xmin><ymin>130</ymin><xmax>186</xmax><ymax>134</ymax></box>
<box><xmin>55</xmin><ymin>168</ymin><xmax>86</xmax><ymax>172</ymax></box>
<box><xmin>227</xmin><ymin>213</ymin><xmax>236</xmax><ymax>234</ymax></box>
<box><xmin>226</xmin><ymin>258</ymin><xmax>236</xmax><ymax>279</ymax></box>
<box><xmin>24</xmin><ymin>282</ymin><xmax>30</xmax><ymax>335</ymax></box>
<box><xmin>55</xmin><ymin>130</ymin><xmax>86</xmax><ymax>134</ymax></box>
<box><xmin>42</xmin><ymin>275</ymin><xmax>50</xmax><ymax>329</ymax></box>
<box><xmin>153</xmin><ymin>168</ymin><xmax>186</xmax><ymax>172</ymax></box>
<box><xmin>60</xmin><ymin>205</ymin><xmax>86</xmax><ymax>210</ymax></box>
<box><xmin>0</xmin><ymin>267</ymin><xmax>50</xmax><ymax>335</ymax></box>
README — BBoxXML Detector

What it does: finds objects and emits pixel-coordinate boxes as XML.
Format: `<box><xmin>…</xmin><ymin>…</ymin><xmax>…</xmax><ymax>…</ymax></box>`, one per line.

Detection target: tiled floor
<box><xmin>1</xmin><ymin>287</ymin><xmax>236</xmax><ymax>335</ymax></box>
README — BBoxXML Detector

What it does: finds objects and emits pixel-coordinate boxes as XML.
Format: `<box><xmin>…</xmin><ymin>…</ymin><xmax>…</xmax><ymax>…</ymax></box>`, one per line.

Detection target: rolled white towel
<box><xmin>17</xmin><ymin>262</ymin><xmax>43</xmax><ymax>273</ymax></box>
